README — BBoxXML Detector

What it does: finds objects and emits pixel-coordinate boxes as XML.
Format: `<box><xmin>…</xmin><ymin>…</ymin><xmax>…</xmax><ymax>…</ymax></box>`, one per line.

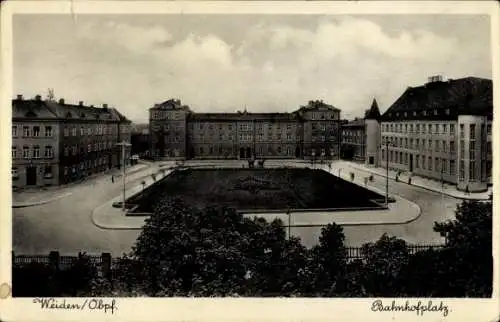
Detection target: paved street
<box><xmin>12</xmin><ymin>160</ymin><xmax>460</xmax><ymax>255</ymax></box>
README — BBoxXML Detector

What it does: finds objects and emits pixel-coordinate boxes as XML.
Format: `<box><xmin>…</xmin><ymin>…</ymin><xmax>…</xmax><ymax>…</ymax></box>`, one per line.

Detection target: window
<box><xmin>435</xmin><ymin>140</ymin><xmax>439</xmax><ymax>152</ymax></box>
<box><xmin>422</xmin><ymin>140</ymin><xmax>426</xmax><ymax>149</ymax></box>
<box><xmin>12</xmin><ymin>167</ymin><xmax>19</xmax><ymax>179</ymax></box>
<box><xmin>64</xmin><ymin>127</ymin><xmax>69</xmax><ymax>136</ymax></box>
<box><xmin>428</xmin><ymin>124</ymin><xmax>432</xmax><ymax>134</ymax></box>
<box><xmin>450</xmin><ymin>141</ymin><xmax>455</xmax><ymax>154</ymax></box>
<box><xmin>404</xmin><ymin>138</ymin><xmax>408</xmax><ymax>148</ymax></box>
<box><xmin>435</xmin><ymin>124</ymin><xmax>439</xmax><ymax>134</ymax></box>
<box><xmin>405</xmin><ymin>124</ymin><xmax>408</xmax><ymax>133</ymax></box>
<box><xmin>428</xmin><ymin>156</ymin><xmax>432</xmax><ymax>170</ymax></box>
<box><xmin>32</xmin><ymin>126</ymin><xmax>40</xmax><ymax>137</ymax></box>
<box><xmin>469</xmin><ymin>141</ymin><xmax>475</xmax><ymax>160</ymax></box>
<box><xmin>416</xmin><ymin>139</ymin><xmax>420</xmax><ymax>149</ymax></box>
<box><xmin>80</xmin><ymin>127</ymin><xmax>85</xmax><ymax>136</ymax></box>
<box><xmin>410</xmin><ymin>124</ymin><xmax>414</xmax><ymax>133</ymax></box>
<box><xmin>45</xmin><ymin>126</ymin><xmax>52</xmax><ymax>137</ymax></box>
<box><xmin>442</xmin><ymin>140</ymin><xmax>447</xmax><ymax>153</ymax></box>
<box><xmin>487</xmin><ymin>124</ymin><xmax>492</xmax><ymax>135</ymax></box>
<box><xmin>72</xmin><ymin>127</ymin><xmax>76</xmax><ymax>136</ymax></box>
<box><xmin>450</xmin><ymin>160</ymin><xmax>456</xmax><ymax>175</ymax></box>
<box><xmin>12</xmin><ymin>126</ymin><xmax>17</xmax><ymax>137</ymax></box>
<box><xmin>409</xmin><ymin>138</ymin><xmax>413</xmax><ymax>149</ymax></box>
<box><xmin>399</xmin><ymin>152</ymin><xmax>403</xmax><ymax>164</ymax></box>
<box><xmin>443</xmin><ymin>124</ymin><xmax>447</xmax><ymax>133</ymax></box>
<box><xmin>442</xmin><ymin>159</ymin><xmax>447</xmax><ymax>174</ymax></box>
<box><xmin>416</xmin><ymin>154</ymin><xmax>420</xmax><ymax>168</ymax></box>
<box><xmin>459</xmin><ymin>124</ymin><xmax>464</xmax><ymax>138</ymax></box>
<box><xmin>23</xmin><ymin>126</ymin><xmax>30</xmax><ymax>137</ymax></box>
<box><xmin>445</xmin><ymin>109</ymin><xmax>450</xmax><ymax>115</ymax></box>
<box><xmin>45</xmin><ymin>146</ymin><xmax>53</xmax><ymax>158</ymax></box>
<box><xmin>469</xmin><ymin>124</ymin><xmax>476</xmax><ymax>140</ymax></box>
<box><xmin>435</xmin><ymin>157</ymin><xmax>439</xmax><ymax>172</ymax></box>
<box><xmin>428</xmin><ymin>140</ymin><xmax>432</xmax><ymax>151</ymax></box>
<box><xmin>399</xmin><ymin>138</ymin><xmax>403</xmax><ymax>147</ymax></box>
<box><xmin>450</xmin><ymin>124</ymin><xmax>455</xmax><ymax>134</ymax></box>
<box><xmin>416</xmin><ymin>124</ymin><xmax>420</xmax><ymax>134</ymax></box>
<box><xmin>390</xmin><ymin>151</ymin><xmax>394</xmax><ymax>162</ymax></box>
<box><xmin>12</xmin><ymin>146</ymin><xmax>17</xmax><ymax>159</ymax></box>
<box><xmin>469</xmin><ymin>161</ymin><xmax>476</xmax><ymax>181</ymax></box>
<box><xmin>23</xmin><ymin>146</ymin><xmax>30</xmax><ymax>159</ymax></box>
<box><xmin>404</xmin><ymin>153</ymin><xmax>408</xmax><ymax>165</ymax></box>
<box><xmin>422</xmin><ymin>156</ymin><xmax>426</xmax><ymax>169</ymax></box>
<box><xmin>459</xmin><ymin>160</ymin><xmax>465</xmax><ymax>181</ymax></box>
<box><xmin>460</xmin><ymin>140</ymin><xmax>464</xmax><ymax>156</ymax></box>
<box><xmin>64</xmin><ymin>145</ymin><xmax>69</xmax><ymax>156</ymax></box>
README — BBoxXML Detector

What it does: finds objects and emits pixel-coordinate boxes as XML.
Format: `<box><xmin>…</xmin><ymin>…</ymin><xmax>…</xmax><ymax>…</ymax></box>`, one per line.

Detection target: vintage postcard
<box><xmin>0</xmin><ymin>1</ymin><xmax>499</xmax><ymax>321</ymax></box>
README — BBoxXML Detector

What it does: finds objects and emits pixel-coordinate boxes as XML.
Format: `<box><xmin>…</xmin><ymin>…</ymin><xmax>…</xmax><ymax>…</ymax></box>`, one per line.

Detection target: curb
<box><xmin>12</xmin><ymin>192</ymin><xmax>73</xmax><ymax>208</ymax></box>
<box><xmin>92</xmin><ymin>162</ymin><xmax>421</xmax><ymax>230</ymax></box>
<box><xmin>346</xmin><ymin>164</ymin><xmax>490</xmax><ymax>201</ymax></box>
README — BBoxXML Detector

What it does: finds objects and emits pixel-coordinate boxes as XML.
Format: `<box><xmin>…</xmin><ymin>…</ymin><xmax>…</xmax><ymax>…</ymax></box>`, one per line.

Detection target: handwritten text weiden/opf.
<box><xmin>33</xmin><ymin>298</ymin><xmax>118</xmax><ymax>314</ymax></box>
<box><xmin>371</xmin><ymin>300</ymin><xmax>449</xmax><ymax>317</ymax></box>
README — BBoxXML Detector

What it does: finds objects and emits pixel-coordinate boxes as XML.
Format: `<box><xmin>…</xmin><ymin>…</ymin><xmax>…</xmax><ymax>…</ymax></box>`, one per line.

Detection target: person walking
<box><xmin>111</xmin><ymin>175</ymin><xmax>114</xmax><ymax>184</ymax></box>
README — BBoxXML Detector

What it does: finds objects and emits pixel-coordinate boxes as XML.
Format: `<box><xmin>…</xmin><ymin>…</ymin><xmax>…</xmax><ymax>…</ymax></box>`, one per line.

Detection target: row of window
<box><xmin>383</xmin><ymin>122</ymin><xmax>492</xmax><ymax>137</ymax></box>
<box><xmin>458</xmin><ymin>160</ymin><xmax>491</xmax><ymax>182</ymax></box>
<box><xmin>384</xmin><ymin>137</ymin><xmax>456</xmax><ymax>153</ymax></box>
<box><xmin>63</xmin><ymin>159</ymin><xmax>110</xmax><ymax>175</ymax></box>
<box><xmin>63</xmin><ymin>124</ymin><xmax>118</xmax><ymax>137</ymax></box>
<box><xmin>13</xmin><ymin>125</ymin><xmax>53</xmax><ymax>138</ymax></box>
<box><xmin>382</xmin><ymin>150</ymin><xmax>456</xmax><ymax>175</ymax></box>
<box><xmin>63</xmin><ymin>141</ymin><xmax>117</xmax><ymax>156</ymax></box>
<box><xmin>12</xmin><ymin>165</ymin><xmax>53</xmax><ymax>178</ymax></box>
<box><xmin>12</xmin><ymin>146</ymin><xmax>53</xmax><ymax>159</ymax></box>
<box><xmin>151</xmin><ymin>111</ymin><xmax>183</xmax><ymax>120</ymax></box>
<box><xmin>387</xmin><ymin>108</ymin><xmax>450</xmax><ymax>119</ymax></box>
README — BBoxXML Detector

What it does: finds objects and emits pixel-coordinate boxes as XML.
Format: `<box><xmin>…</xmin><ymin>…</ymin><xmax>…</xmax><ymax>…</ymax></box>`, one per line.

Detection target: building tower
<box><xmin>364</xmin><ymin>98</ymin><xmax>382</xmax><ymax>167</ymax></box>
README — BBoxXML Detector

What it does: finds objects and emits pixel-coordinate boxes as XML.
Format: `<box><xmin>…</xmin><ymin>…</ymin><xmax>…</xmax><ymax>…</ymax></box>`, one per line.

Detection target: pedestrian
<box><xmin>111</xmin><ymin>175</ymin><xmax>114</xmax><ymax>183</ymax></box>
<box><xmin>465</xmin><ymin>185</ymin><xmax>469</xmax><ymax>195</ymax></box>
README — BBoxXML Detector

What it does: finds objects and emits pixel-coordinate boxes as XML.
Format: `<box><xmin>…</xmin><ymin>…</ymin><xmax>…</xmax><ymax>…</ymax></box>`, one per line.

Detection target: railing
<box><xmin>13</xmin><ymin>244</ymin><xmax>446</xmax><ymax>268</ymax></box>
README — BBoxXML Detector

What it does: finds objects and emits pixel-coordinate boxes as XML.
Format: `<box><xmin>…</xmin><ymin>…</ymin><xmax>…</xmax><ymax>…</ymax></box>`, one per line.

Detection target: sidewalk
<box><xmin>92</xmin><ymin>163</ymin><xmax>421</xmax><ymax>229</ymax></box>
<box><xmin>337</xmin><ymin>161</ymin><xmax>492</xmax><ymax>200</ymax></box>
<box><xmin>12</xmin><ymin>164</ymin><xmax>150</xmax><ymax>206</ymax></box>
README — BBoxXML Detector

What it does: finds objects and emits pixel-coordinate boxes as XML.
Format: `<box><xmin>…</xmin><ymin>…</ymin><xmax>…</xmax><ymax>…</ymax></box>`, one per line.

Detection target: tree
<box><xmin>358</xmin><ymin>234</ymin><xmax>409</xmax><ymax>297</ymax></box>
<box><xmin>432</xmin><ymin>199</ymin><xmax>492</xmax><ymax>297</ymax></box>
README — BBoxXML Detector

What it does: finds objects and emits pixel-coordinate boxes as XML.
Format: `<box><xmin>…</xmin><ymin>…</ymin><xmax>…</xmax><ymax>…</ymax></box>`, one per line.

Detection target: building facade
<box><xmin>366</xmin><ymin>76</ymin><xmax>493</xmax><ymax>192</ymax></box>
<box><xmin>341</xmin><ymin>118</ymin><xmax>366</xmax><ymax>161</ymax></box>
<box><xmin>150</xmin><ymin>99</ymin><xmax>342</xmax><ymax>160</ymax></box>
<box><xmin>12</xmin><ymin>95</ymin><xmax>131</xmax><ymax>188</ymax></box>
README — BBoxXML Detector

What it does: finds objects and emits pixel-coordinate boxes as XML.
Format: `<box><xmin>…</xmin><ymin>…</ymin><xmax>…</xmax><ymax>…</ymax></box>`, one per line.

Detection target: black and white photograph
<box><xmin>1</xmin><ymin>1</ymin><xmax>499</xmax><ymax>321</ymax></box>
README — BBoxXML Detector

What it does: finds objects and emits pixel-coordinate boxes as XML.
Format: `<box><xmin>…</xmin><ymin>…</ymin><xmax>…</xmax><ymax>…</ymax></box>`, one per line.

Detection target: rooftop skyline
<box><xmin>14</xmin><ymin>14</ymin><xmax>492</xmax><ymax>123</ymax></box>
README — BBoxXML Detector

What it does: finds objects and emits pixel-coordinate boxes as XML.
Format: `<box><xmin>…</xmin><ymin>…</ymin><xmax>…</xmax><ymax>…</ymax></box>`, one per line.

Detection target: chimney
<box><xmin>35</xmin><ymin>95</ymin><xmax>41</xmax><ymax>101</ymax></box>
<box><xmin>58</xmin><ymin>98</ymin><xmax>65</xmax><ymax>104</ymax></box>
<box><xmin>16</xmin><ymin>94</ymin><xmax>23</xmax><ymax>100</ymax></box>
<box><xmin>79</xmin><ymin>101</ymin><xmax>84</xmax><ymax>106</ymax></box>
<box><xmin>103</xmin><ymin>103</ymin><xmax>108</xmax><ymax>109</ymax></box>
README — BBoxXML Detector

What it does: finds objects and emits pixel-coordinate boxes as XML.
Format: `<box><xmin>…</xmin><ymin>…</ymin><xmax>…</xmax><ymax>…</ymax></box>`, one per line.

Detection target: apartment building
<box><xmin>150</xmin><ymin>99</ymin><xmax>341</xmax><ymax>160</ymax></box>
<box><xmin>371</xmin><ymin>76</ymin><xmax>493</xmax><ymax>192</ymax></box>
<box><xmin>12</xmin><ymin>95</ymin><xmax>131</xmax><ymax>188</ymax></box>
<box><xmin>341</xmin><ymin>118</ymin><xmax>366</xmax><ymax>161</ymax></box>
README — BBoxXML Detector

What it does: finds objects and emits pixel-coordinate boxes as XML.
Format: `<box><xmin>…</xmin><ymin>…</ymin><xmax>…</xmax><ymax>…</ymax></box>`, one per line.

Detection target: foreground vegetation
<box><xmin>13</xmin><ymin>198</ymin><xmax>492</xmax><ymax>297</ymax></box>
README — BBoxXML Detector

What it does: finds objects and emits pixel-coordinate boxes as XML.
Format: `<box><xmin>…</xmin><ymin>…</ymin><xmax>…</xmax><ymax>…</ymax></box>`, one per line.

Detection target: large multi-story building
<box><xmin>12</xmin><ymin>95</ymin><xmax>131</xmax><ymax>188</ymax></box>
<box><xmin>365</xmin><ymin>75</ymin><xmax>493</xmax><ymax>192</ymax></box>
<box><xmin>150</xmin><ymin>99</ymin><xmax>342</xmax><ymax>160</ymax></box>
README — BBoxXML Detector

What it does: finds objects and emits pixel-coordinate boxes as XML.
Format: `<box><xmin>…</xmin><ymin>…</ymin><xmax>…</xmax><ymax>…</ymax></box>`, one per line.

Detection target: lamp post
<box><xmin>383</xmin><ymin>139</ymin><xmax>394</xmax><ymax>207</ymax></box>
<box><xmin>287</xmin><ymin>209</ymin><xmax>291</xmax><ymax>240</ymax></box>
<box><xmin>116</xmin><ymin>141</ymin><xmax>131</xmax><ymax>212</ymax></box>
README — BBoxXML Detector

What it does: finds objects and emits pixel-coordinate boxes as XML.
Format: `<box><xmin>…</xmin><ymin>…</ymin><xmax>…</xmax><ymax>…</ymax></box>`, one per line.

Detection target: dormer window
<box><xmin>25</xmin><ymin>111</ymin><xmax>37</xmax><ymax>118</ymax></box>
<box><xmin>403</xmin><ymin>112</ymin><xmax>407</xmax><ymax>117</ymax></box>
<box><xmin>413</xmin><ymin>111</ymin><xmax>417</xmax><ymax>116</ymax></box>
<box><xmin>80</xmin><ymin>113</ymin><xmax>86</xmax><ymax>118</ymax></box>
<box><xmin>66</xmin><ymin>112</ymin><xmax>72</xmax><ymax>118</ymax></box>
<box><xmin>396</xmin><ymin>112</ymin><xmax>400</xmax><ymax>117</ymax></box>
<box><xmin>423</xmin><ymin>110</ymin><xmax>427</xmax><ymax>116</ymax></box>
<box><xmin>433</xmin><ymin>109</ymin><xmax>438</xmax><ymax>116</ymax></box>
<box><xmin>445</xmin><ymin>109</ymin><xmax>450</xmax><ymax>115</ymax></box>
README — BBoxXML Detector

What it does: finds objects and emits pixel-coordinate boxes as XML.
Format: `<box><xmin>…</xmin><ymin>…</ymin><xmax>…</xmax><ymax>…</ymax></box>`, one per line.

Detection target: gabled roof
<box><xmin>381</xmin><ymin>77</ymin><xmax>493</xmax><ymax>121</ymax></box>
<box><xmin>12</xmin><ymin>99</ymin><xmax>59</xmax><ymax>119</ymax></box>
<box><xmin>365</xmin><ymin>99</ymin><xmax>381</xmax><ymax>120</ymax></box>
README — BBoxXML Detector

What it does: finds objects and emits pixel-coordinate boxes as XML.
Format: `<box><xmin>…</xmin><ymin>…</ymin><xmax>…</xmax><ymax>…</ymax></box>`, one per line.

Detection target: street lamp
<box><xmin>286</xmin><ymin>209</ymin><xmax>291</xmax><ymax>240</ymax></box>
<box><xmin>116</xmin><ymin>141</ymin><xmax>131</xmax><ymax>212</ymax></box>
<box><xmin>383</xmin><ymin>138</ymin><xmax>395</xmax><ymax>207</ymax></box>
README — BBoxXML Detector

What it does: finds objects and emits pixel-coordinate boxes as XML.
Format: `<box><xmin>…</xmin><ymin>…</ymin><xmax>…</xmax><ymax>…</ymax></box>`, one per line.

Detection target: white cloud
<box><xmin>14</xmin><ymin>16</ymin><xmax>490</xmax><ymax>123</ymax></box>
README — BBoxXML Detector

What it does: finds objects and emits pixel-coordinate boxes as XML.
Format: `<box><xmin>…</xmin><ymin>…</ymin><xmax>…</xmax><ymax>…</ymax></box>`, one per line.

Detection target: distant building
<box><xmin>341</xmin><ymin>117</ymin><xmax>366</xmax><ymax>162</ymax></box>
<box><xmin>366</xmin><ymin>76</ymin><xmax>493</xmax><ymax>192</ymax></box>
<box><xmin>149</xmin><ymin>99</ymin><xmax>342</xmax><ymax>160</ymax></box>
<box><xmin>12</xmin><ymin>95</ymin><xmax>131</xmax><ymax>188</ymax></box>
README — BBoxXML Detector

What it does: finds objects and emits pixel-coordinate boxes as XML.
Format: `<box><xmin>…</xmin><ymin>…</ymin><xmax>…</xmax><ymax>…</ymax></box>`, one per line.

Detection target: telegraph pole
<box><xmin>116</xmin><ymin>141</ymin><xmax>131</xmax><ymax>212</ymax></box>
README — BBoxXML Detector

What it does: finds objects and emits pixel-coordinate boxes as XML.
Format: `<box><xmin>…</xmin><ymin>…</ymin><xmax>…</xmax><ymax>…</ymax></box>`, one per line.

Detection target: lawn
<box><xmin>128</xmin><ymin>168</ymin><xmax>387</xmax><ymax>214</ymax></box>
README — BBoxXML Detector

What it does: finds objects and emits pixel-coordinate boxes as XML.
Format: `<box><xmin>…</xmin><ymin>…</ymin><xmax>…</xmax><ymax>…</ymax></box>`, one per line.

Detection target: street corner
<box><xmin>91</xmin><ymin>196</ymin><xmax>146</xmax><ymax>230</ymax></box>
<box><xmin>388</xmin><ymin>195</ymin><xmax>422</xmax><ymax>225</ymax></box>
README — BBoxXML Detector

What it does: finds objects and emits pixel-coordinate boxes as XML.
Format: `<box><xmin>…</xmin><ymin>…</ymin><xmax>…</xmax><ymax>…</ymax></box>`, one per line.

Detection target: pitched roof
<box><xmin>365</xmin><ymin>99</ymin><xmax>381</xmax><ymax>120</ymax></box>
<box><xmin>295</xmin><ymin>100</ymin><xmax>340</xmax><ymax>113</ymax></box>
<box><xmin>342</xmin><ymin>118</ymin><xmax>365</xmax><ymax>127</ymax></box>
<box><xmin>381</xmin><ymin>77</ymin><xmax>493</xmax><ymax>121</ymax></box>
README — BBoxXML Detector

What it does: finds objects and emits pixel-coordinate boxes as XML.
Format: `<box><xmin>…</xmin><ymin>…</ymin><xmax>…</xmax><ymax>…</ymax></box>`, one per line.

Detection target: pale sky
<box><xmin>14</xmin><ymin>14</ymin><xmax>492</xmax><ymax>123</ymax></box>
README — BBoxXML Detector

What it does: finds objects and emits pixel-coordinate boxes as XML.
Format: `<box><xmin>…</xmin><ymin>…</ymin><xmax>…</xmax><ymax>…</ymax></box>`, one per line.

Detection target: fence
<box><xmin>13</xmin><ymin>244</ymin><xmax>446</xmax><ymax>269</ymax></box>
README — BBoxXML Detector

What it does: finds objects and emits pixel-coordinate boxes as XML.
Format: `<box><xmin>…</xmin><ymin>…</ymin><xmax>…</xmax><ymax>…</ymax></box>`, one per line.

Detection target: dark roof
<box><xmin>381</xmin><ymin>77</ymin><xmax>493</xmax><ymax>121</ymax></box>
<box><xmin>187</xmin><ymin>112</ymin><xmax>302</xmax><ymax>122</ymax></box>
<box><xmin>342</xmin><ymin>118</ymin><xmax>365</xmax><ymax>128</ymax></box>
<box><xmin>12</xmin><ymin>97</ymin><xmax>127</xmax><ymax>122</ymax></box>
<box><xmin>150</xmin><ymin>99</ymin><xmax>191</xmax><ymax>111</ymax></box>
<box><xmin>365</xmin><ymin>99</ymin><xmax>381</xmax><ymax>120</ymax></box>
